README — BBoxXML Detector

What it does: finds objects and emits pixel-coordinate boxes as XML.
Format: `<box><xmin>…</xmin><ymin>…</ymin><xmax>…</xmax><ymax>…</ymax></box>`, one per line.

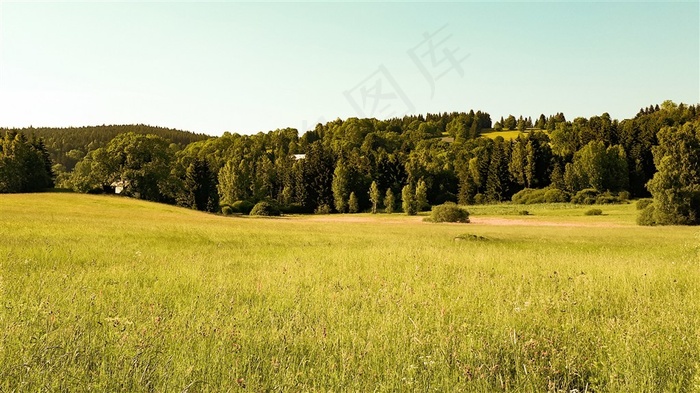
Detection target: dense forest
<box><xmin>1</xmin><ymin>100</ymin><xmax>699</xmax><ymax>225</ymax></box>
<box><xmin>0</xmin><ymin>124</ymin><xmax>211</xmax><ymax>175</ymax></box>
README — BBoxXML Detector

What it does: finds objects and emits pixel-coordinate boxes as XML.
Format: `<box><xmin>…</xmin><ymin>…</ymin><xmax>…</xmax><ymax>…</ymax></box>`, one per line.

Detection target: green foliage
<box><xmin>429</xmin><ymin>202</ymin><xmax>470</xmax><ymax>223</ymax></box>
<box><xmin>569</xmin><ymin>189</ymin><xmax>627</xmax><ymax>205</ymax></box>
<box><xmin>511</xmin><ymin>188</ymin><xmax>564</xmax><ymax>205</ymax></box>
<box><xmin>415</xmin><ymin>179</ymin><xmax>429</xmax><ymax>211</ymax></box>
<box><xmin>221</xmin><ymin>205</ymin><xmax>233</xmax><ymax>215</ymax></box>
<box><xmin>503</xmin><ymin>114</ymin><xmax>517</xmax><ymax>130</ymax></box>
<box><xmin>401</xmin><ymin>184</ymin><xmax>417</xmax><ymax>215</ymax></box>
<box><xmin>0</xmin><ymin>132</ymin><xmax>54</xmax><ymax>193</ymax></box>
<box><xmin>26</xmin><ymin>101</ymin><xmax>700</xmax><ymax>216</ymax></box>
<box><xmin>181</xmin><ymin>158</ymin><xmax>219</xmax><ymax>212</ymax></box>
<box><xmin>314</xmin><ymin>203</ymin><xmax>332</xmax><ymax>215</ymax></box>
<box><xmin>69</xmin><ymin>132</ymin><xmax>175</xmax><ymax>202</ymax></box>
<box><xmin>571</xmin><ymin>188</ymin><xmax>600</xmax><ymax>205</ymax></box>
<box><xmin>485</xmin><ymin>138</ymin><xmax>511</xmax><ymax>202</ymax></box>
<box><xmin>3</xmin><ymin>124</ymin><xmax>210</xmax><ymax>172</ymax></box>
<box><xmin>644</xmin><ymin>121</ymin><xmax>700</xmax><ymax>225</ymax></box>
<box><xmin>564</xmin><ymin>141</ymin><xmax>628</xmax><ymax>193</ymax></box>
<box><xmin>636</xmin><ymin>198</ymin><xmax>654</xmax><ymax>210</ymax></box>
<box><xmin>453</xmin><ymin>233</ymin><xmax>489</xmax><ymax>241</ymax></box>
<box><xmin>301</xmin><ymin>141</ymin><xmax>335</xmax><ymax>212</ymax></box>
<box><xmin>512</xmin><ymin>188</ymin><xmax>545</xmax><ymax>204</ymax></box>
<box><xmin>348</xmin><ymin>192</ymin><xmax>359</xmax><ymax>213</ymax></box>
<box><xmin>544</xmin><ymin>188</ymin><xmax>569</xmax><ymax>203</ymax></box>
<box><xmin>332</xmin><ymin>160</ymin><xmax>350</xmax><ymax>213</ymax></box>
<box><xmin>249</xmin><ymin>201</ymin><xmax>281</xmax><ymax>216</ymax></box>
<box><xmin>637</xmin><ymin>204</ymin><xmax>657</xmax><ymax>226</ymax></box>
<box><xmin>585</xmin><ymin>208</ymin><xmax>603</xmax><ymax>216</ymax></box>
<box><xmin>384</xmin><ymin>189</ymin><xmax>395</xmax><ymax>214</ymax></box>
<box><xmin>369</xmin><ymin>181</ymin><xmax>381</xmax><ymax>214</ymax></box>
<box><xmin>518</xmin><ymin>210</ymin><xmax>530</xmax><ymax>216</ymax></box>
<box><xmin>231</xmin><ymin>200</ymin><xmax>255</xmax><ymax>214</ymax></box>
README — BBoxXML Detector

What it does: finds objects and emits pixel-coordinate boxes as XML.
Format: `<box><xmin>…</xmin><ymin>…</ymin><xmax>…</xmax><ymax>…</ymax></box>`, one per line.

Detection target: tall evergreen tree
<box><xmin>183</xmin><ymin>158</ymin><xmax>219</xmax><ymax>212</ymax></box>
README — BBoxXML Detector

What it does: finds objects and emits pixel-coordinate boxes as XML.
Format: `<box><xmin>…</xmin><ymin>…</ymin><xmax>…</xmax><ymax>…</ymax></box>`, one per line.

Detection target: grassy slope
<box><xmin>1</xmin><ymin>194</ymin><xmax>699</xmax><ymax>391</ymax></box>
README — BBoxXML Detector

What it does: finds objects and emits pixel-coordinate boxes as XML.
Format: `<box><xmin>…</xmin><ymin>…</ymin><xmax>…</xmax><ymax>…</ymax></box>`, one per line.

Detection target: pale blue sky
<box><xmin>1</xmin><ymin>1</ymin><xmax>698</xmax><ymax>136</ymax></box>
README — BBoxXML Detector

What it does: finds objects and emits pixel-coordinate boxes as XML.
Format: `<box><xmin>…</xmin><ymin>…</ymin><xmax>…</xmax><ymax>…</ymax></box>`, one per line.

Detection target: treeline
<box><xmin>2</xmin><ymin>101</ymin><xmax>699</xmax><ymax>224</ymax></box>
<box><xmin>0</xmin><ymin>124</ymin><xmax>211</xmax><ymax>175</ymax></box>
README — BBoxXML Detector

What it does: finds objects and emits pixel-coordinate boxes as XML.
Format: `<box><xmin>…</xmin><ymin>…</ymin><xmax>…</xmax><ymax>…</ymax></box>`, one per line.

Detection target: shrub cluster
<box><xmin>636</xmin><ymin>198</ymin><xmax>654</xmax><ymax>210</ymax></box>
<box><xmin>221</xmin><ymin>205</ymin><xmax>233</xmax><ymax>216</ymax></box>
<box><xmin>249</xmin><ymin>201</ymin><xmax>281</xmax><ymax>216</ymax></box>
<box><xmin>231</xmin><ymin>200</ymin><xmax>255</xmax><ymax>214</ymax></box>
<box><xmin>314</xmin><ymin>204</ymin><xmax>332</xmax><ymax>215</ymax></box>
<box><xmin>637</xmin><ymin>203</ymin><xmax>657</xmax><ymax>226</ymax></box>
<box><xmin>584</xmin><ymin>208</ymin><xmax>603</xmax><ymax>216</ymax></box>
<box><xmin>429</xmin><ymin>202</ymin><xmax>470</xmax><ymax>223</ymax></box>
<box><xmin>511</xmin><ymin>188</ymin><xmax>571</xmax><ymax>204</ymax></box>
<box><xmin>571</xmin><ymin>189</ymin><xmax>627</xmax><ymax>205</ymax></box>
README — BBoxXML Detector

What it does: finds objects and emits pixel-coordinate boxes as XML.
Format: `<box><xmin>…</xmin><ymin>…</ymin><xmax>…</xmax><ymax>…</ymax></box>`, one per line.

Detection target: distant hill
<box><xmin>0</xmin><ymin>124</ymin><xmax>212</xmax><ymax>171</ymax></box>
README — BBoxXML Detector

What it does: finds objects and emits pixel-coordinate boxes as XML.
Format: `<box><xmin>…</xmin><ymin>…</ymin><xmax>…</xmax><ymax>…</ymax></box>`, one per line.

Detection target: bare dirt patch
<box><xmin>287</xmin><ymin>214</ymin><xmax>628</xmax><ymax>228</ymax></box>
<box><xmin>299</xmin><ymin>215</ymin><xmax>424</xmax><ymax>224</ymax></box>
<box><xmin>469</xmin><ymin>217</ymin><xmax>627</xmax><ymax>228</ymax></box>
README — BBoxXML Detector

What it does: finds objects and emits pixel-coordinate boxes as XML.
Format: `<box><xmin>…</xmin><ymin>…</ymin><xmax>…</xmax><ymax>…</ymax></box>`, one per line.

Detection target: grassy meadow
<box><xmin>1</xmin><ymin>194</ymin><xmax>699</xmax><ymax>392</ymax></box>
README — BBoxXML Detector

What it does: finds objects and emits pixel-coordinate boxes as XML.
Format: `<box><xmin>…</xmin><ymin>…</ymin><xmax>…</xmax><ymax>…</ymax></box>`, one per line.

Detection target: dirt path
<box><xmin>294</xmin><ymin>215</ymin><xmax>627</xmax><ymax>228</ymax></box>
<box><xmin>469</xmin><ymin>217</ymin><xmax>628</xmax><ymax>228</ymax></box>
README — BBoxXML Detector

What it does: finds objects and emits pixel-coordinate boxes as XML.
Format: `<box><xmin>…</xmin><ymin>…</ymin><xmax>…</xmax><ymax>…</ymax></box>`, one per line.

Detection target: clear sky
<box><xmin>0</xmin><ymin>1</ymin><xmax>698</xmax><ymax>136</ymax></box>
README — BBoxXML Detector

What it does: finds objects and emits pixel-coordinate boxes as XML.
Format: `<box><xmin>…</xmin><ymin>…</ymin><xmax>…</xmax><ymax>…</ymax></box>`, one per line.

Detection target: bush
<box><xmin>637</xmin><ymin>204</ymin><xmax>657</xmax><ymax>226</ymax></box>
<box><xmin>571</xmin><ymin>189</ymin><xmax>599</xmax><ymax>205</ymax></box>
<box><xmin>314</xmin><ymin>204</ymin><xmax>332</xmax><ymax>215</ymax></box>
<box><xmin>430</xmin><ymin>202</ymin><xmax>470</xmax><ymax>223</ymax></box>
<box><xmin>618</xmin><ymin>191</ymin><xmax>631</xmax><ymax>201</ymax></box>
<box><xmin>454</xmin><ymin>234</ymin><xmax>489</xmax><ymax>241</ymax></box>
<box><xmin>584</xmin><ymin>208</ymin><xmax>603</xmax><ymax>216</ymax></box>
<box><xmin>249</xmin><ymin>201</ymin><xmax>281</xmax><ymax>216</ymax></box>
<box><xmin>231</xmin><ymin>200</ymin><xmax>255</xmax><ymax>214</ymax></box>
<box><xmin>221</xmin><ymin>205</ymin><xmax>233</xmax><ymax>216</ymax></box>
<box><xmin>512</xmin><ymin>188</ymin><xmax>545</xmax><ymax>204</ymax></box>
<box><xmin>280</xmin><ymin>203</ymin><xmax>306</xmax><ymax>214</ymax></box>
<box><xmin>636</xmin><ymin>198</ymin><xmax>654</xmax><ymax>210</ymax></box>
<box><xmin>518</xmin><ymin>210</ymin><xmax>530</xmax><ymax>216</ymax></box>
<box><xmin>512</xmin><ymin>188</ymin><xmax>567</xmax><ymax>205</ymax></box>
<box><xmin>544</xmin><ymin>189</ymin><xmax>569</xmax><ymax>203</ymax></box>
<box><xmin>596</xmin><ymin>191</ymin><xmax>625</xmax><ymax>205</ymax></box>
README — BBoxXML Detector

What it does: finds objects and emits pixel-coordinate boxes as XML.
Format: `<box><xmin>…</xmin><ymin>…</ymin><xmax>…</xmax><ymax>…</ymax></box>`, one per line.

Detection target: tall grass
<box><xmin>1</xmin><ymin>194</ymin><xmax>698</xmax><ymax>391</ymax></box>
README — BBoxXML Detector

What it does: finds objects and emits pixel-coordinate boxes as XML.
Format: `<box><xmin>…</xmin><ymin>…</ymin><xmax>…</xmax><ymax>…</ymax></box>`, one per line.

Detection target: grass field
<box><xmin>479</xmin><ymin>130</ymin><xmax>524</xmax><ymax>140</ymax></box>
<box><xmin>1</xmin><ymin>194</ymin><xmax>699</xmax><ymax>392</ymax></box>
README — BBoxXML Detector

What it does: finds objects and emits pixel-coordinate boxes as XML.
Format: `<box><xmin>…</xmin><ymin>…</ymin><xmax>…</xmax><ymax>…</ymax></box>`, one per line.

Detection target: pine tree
<box><xmin>183</xmin><ymin>158</ymin><xmax>219</xmax><ymax>212</ymax></box>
